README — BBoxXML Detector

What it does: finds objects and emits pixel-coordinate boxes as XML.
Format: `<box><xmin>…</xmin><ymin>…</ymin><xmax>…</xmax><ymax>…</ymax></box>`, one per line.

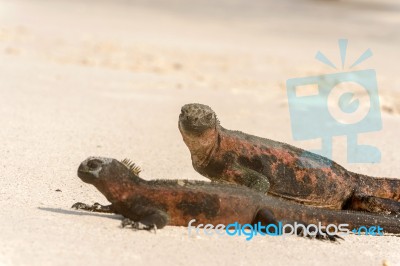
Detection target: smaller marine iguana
<box><xmin>72</xmin><ymin>156</ymin><xmax>400</xmax><ymax>239</ymax></box>
<box><xmin>178</xmin><ymin>103</ymin><xmax>400</xmax><ymax>214</ymax></box>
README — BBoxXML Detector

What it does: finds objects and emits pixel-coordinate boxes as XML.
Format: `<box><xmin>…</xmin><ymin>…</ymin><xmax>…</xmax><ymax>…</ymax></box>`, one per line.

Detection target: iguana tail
<box><xmin>261</xmin><ymin>197</ymin><xmax>400</xmax><ymax>234</ymax></box>
<box><xmin>352</xmin><ymin>173</ymin><xmax>400</xmax><ymax>201</ymax></box>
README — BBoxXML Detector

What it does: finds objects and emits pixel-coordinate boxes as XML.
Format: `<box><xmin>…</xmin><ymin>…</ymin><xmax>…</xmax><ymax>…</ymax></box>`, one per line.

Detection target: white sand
<box><xmin>0</xmin><ymin>0</ymin><xmax>399</xmax><ymax>265</ymax></box>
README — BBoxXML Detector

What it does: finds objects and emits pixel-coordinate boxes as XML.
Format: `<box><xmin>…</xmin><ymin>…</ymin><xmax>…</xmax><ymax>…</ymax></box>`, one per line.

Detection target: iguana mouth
<box><xmin>179</xmin><ymin>119</ymin><xmax>211</xmax><ymax>135</ymax></box>
<box><xmin>77</xmin><ymin>170</ymin><xmax>96</xmax><ymax>184</ymax></box>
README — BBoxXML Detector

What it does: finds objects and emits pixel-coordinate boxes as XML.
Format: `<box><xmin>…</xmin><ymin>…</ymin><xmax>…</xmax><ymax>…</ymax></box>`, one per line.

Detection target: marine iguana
<box><xmin>72</xmin><ymin>156</ymin><xmax>400</xmax><ymax>238</ymax></box>
<box><xmin>178</xmin><ymin>103</ymin><xmax>400</xmax><ymax>214</ymax></box>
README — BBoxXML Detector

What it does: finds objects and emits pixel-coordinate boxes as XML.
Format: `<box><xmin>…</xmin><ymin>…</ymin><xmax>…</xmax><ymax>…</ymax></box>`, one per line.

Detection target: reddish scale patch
<box><xmin>99</xmin><ymin>180</ymin><xmax>136</xmax><ymax>203</ymax></box>
<box><xmin>379</xmin><ymin>179</ymin><xmax>400</xmax><ymax>200</ymax></box>
<box><xmin>297</xmin><ymin>169</ymin><xmax>317</xmax><ymax>186</ymax></box>
<box><xmin>224</xmin><ymin>168</ymin><xmax>240</xmax><ymax>183</ymax></box>
<box><xmin>267</xmin><ymin>148</ymin><xmax>298</xmax><ymax>165</ymax></box>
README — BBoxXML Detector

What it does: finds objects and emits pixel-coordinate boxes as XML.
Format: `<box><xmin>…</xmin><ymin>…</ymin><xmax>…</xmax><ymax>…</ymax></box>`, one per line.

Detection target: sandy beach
<box><xmin>0</xmin><ymin>0</ymin><xmax>400</xmax><ymax>265</ymax></box>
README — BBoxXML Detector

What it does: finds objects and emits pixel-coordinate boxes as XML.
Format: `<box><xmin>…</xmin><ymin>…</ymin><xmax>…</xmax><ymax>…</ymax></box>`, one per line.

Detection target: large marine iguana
<box><xmin>72</xmin><ymin>156</ymin><xmax>400</xmax><ymax>238</ymax></box>
<box><xmin>178</xmin><ymin>103</ymin><xmax>400</xmax><ymax>214</ymax></box>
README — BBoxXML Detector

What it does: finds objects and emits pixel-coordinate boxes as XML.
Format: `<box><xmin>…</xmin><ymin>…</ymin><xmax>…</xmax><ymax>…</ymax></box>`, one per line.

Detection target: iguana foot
<box><xmin>121</xmin><ymin>218</ymin><xmax>157</xmax><ymax>233</ymax></box>
<box><xmin>71</xmin><ymin>202</ymin><xmax>114</xmax><ymax>213</ymax></box>
<box><xmin>297</xmin><ymin>227</ymin><xmax>343</xmax><ymax>242</ymax></box>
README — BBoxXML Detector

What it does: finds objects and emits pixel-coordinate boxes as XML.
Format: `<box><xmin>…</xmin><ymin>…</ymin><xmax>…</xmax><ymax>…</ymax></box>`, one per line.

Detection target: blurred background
<box><xmin>1</xmin><ymin>0</ymin><xmax>399</xmax><ymax>173</ymax></box>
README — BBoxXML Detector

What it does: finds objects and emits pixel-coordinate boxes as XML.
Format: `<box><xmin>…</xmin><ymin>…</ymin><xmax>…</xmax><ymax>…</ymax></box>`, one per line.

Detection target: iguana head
<box><xmin>178</xmin><ymin>103</ymin><xmax>218</xmax><ymax>134</ymax></box>
<box><xmin>77</xmin><ymin>157</ymin><xmax>142</xmax><ymax>202</ymax></box>
<box><xmin>178</xmin><ymin>103</ymin><xmax>219</xmax><ymax>164</ymax></box>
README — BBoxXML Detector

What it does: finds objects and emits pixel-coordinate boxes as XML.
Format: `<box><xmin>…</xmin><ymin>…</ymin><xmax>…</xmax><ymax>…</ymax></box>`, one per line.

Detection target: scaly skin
<box><xmin>178</xmin><ymin>103</ymin><xmax>400</xmax><ymax>214</ymax></box>
<box><xmin>72</xmin><ymin>157</ymin><xmax>400</xmax><ymax>237</ymax></box>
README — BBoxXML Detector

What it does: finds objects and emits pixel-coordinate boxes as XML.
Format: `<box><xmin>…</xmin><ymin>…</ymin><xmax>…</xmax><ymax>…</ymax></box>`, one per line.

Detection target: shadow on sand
<box><xmin>38</xmin><ymin>207</ymin><xmax>123</xmax><ymax>221</ymax></box>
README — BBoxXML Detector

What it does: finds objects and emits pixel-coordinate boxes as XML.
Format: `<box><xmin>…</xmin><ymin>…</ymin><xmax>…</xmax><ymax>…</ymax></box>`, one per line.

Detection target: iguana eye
<box><xmin>87</xmin><ymin>159</ymin><xmax>102</xmax><ymax>170</ymax></box>
<box><xmin>206</xmin><ymin>113</ymin><xmax>213</xmax><ymax>120</ymax></box>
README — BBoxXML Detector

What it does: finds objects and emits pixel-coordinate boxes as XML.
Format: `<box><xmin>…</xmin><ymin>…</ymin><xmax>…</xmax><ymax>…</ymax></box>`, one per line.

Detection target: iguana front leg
<box><xmin>72</xmin><ymin>201</ymin><xmax>169</xmax><ymax>230</ymax></box>
<box><xmin>71</xmin><ymin>202</ymin><xmax>114</xmax><ymax>213</ymax></box>
<box><xmin>121</xmin><ymin>211</ymin><xmax>169</xmax><ymax>233</ymax></box>
<box><xmin>218</xmin><ymin>163</ymin><xmax>270</xmax><ymax>193</ymax></box>
<box><xmin>121</xmin><ymin>205</ymin><xmax>170</xmax><ymax>230</ymax></box>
